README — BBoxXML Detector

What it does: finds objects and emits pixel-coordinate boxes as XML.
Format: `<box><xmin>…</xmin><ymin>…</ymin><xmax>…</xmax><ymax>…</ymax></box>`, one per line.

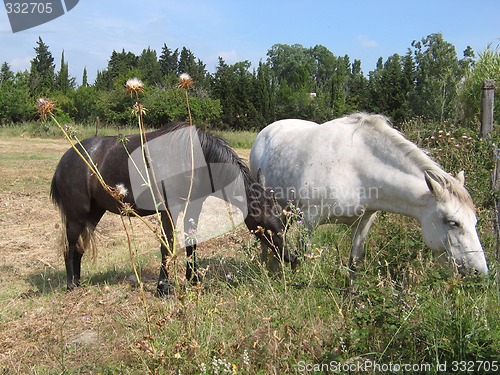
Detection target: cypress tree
<box><xmin>29</xmin><ymin>36</ymin><xmax>55</xmax><ymax>96</ymax></box>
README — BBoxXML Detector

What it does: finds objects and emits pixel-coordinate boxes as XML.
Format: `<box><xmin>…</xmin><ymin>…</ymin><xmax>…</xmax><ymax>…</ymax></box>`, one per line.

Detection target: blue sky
<box><xmin>1</xmin><ymin>0</ymin><xmax>499</xmax><ymax>85</ymax></box>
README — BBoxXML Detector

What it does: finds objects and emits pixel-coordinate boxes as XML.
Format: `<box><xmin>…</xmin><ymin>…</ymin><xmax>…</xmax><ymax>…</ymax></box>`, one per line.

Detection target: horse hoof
<box><xmin>188</xmin><ymin>274</ymin><xmax>203</xmax><ymax>286</ymax></box>
<box><xmin>66</xmin><ymin>282</ymin><xmax>79</xmax><ymax>291</ymax></box>
<box><xmin>156</xmin><ymin>281</ymin><xmax>174</xmax><ymax>297</ymax></box>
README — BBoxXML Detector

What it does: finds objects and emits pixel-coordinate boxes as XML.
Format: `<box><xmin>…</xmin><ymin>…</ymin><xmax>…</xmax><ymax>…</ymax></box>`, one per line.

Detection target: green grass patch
<box><xmin>1</xmin><ymin>119</ymin><xmax>499</xmax><ymax>373</ymax></box>
<box><xmin>0</xmin><ymin>121</ymin><xmax>138</xmax><ymax>139</ymax></box>
<box><xmin>213</xmin><ymin>130</ymin><xmax>257</xmax><ymax>149</ymax></box>
<box><xmin>0</xmin><ymin>122</ymin><xmax>258</xmax><ymax>149</ymax></box>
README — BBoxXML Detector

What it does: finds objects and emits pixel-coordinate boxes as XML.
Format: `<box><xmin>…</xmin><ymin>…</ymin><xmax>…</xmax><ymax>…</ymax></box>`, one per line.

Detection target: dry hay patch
<box><xmin>0</xmin><ymin>136</ymin><xmax>259</xmax><ymax>372</ymax></box>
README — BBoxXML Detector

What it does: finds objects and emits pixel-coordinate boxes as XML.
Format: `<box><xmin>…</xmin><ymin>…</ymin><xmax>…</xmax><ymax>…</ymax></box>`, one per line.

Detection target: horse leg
<box><xmin>72</xmin><ymin>251</ymin><xmax>83</xmax><ymax>287</ymax></box>
<box><xmin>349</xmin><ymin>211</ymin><xmax>377</xmax><ymax>282</ymax></box>
<box><xmin>65</xmin><ymin>206</ymin><xmax>105</xmax><ymax>290</ymax></box>
<box><xmin>65</xmin><ymin>220</ymin><xmax>84</xmax><ymax>290</ymax></box>
<box><xmin>72</xmin><ymin>207</ymin><xmax>105</xmax><ymax>286</ymax></box>
<box><xmin>157</xmin><ymin>211</ymin><xmax>175</xmax><ymax>296</ymax></box>
<box><xmin>184</xmin><ymin>204</ymin><xmax>202</xmax><ymax>284</ymax></box>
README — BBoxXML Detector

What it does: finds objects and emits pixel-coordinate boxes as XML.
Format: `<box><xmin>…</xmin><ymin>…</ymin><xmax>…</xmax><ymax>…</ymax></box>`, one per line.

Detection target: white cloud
<box><xmin>217</xmin><ymin>49</ymin><xmax>239</xmax><ymax>64</ymax></box>
<box><xmin>9</xmin><ymin>56</ymin><xmax>32</xmax><ymax>71</ymax></box>
<box><xmin>357</xmin><ymin>35</ymin><xmax>379</xmax><ymax>48</ymax></box>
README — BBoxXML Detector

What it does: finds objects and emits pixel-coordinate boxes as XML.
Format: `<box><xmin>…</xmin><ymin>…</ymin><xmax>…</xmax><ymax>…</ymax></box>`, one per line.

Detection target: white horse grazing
<box><xmin>250</xmin><ymin>113</ymin><xmax>488</xmax><ymax>276</ymax></box>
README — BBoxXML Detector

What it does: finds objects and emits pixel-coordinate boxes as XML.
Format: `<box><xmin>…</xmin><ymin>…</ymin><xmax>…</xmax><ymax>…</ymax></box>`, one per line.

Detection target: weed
<box><xmin>1</xmin><ymin>115</ymin><xmax>499</xmax><ymax>373</ymax></box>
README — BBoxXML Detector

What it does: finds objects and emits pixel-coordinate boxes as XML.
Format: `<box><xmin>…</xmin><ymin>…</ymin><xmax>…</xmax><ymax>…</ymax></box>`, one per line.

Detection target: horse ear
<box><xmin>424</xmin><ymin>170</ymin><xmax>445</xmax><ymax>197</ymax></box>
<box><xmin>456</xmin><ymin>171</ymin><xmax>465</xmax><ymax>186</ymax></box>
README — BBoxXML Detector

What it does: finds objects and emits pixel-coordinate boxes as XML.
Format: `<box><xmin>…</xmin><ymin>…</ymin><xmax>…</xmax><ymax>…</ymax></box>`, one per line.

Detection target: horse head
<box><xmin>420</xmin><ymin>170</ymin><xmax>488</xmax><ymax>274</ymax></box>
<box><xmin>244</xmin><ymin>182</ymin><xmax>297</xmax><ymax>266</ymax></box>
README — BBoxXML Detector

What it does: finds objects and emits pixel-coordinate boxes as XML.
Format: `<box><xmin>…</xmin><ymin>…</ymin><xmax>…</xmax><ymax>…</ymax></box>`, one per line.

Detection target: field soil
<box><xmin>0</xmin><ymin>135</ymin><xmax>253</xmax><ymax>372</ymax></box>
<box><xmin>2</xmin><ymin>134</ymin><xmax>499</xmax><ymax>373</ymax></box>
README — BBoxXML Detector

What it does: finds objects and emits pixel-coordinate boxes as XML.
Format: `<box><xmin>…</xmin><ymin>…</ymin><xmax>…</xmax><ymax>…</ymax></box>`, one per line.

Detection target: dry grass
<box><xmin>0</xmin><ymin>135</ymin><xmax>255</xmax><ymax>372</ymax></box>
<box><xmin>1</xmin><ymin>134</ymin><xmax>498</xmax><ymax>374</ymax></box>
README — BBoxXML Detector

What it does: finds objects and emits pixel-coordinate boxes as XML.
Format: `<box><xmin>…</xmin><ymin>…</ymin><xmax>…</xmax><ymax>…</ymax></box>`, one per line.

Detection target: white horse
<box><xmin>250</xmin><ymin>113</ymin><xmax>488</xmax><ymax>276</ymax></box>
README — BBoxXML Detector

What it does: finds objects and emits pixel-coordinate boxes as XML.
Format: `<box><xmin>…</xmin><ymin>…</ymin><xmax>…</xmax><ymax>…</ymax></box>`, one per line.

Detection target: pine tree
<box><xmin>82</xmin><ymin>67</ymin><xmax>88</xmax><ymax>87</ymax></box>
<box><xmin>159</xmin><ymin>44</ymin><xmax>179</xmax><ymax>77</ymax></box>
<box><xmin>254</xmin><ymin>61</ymin><xmax>276</xmax><ymax>126</ymax></box>
<box><xmin>400</xmin><ymin>50</ymin><xmax>415</xmax><ymax>119</ymax></box>
<box><xmin>55</xmin><ymin>50</ymin><xmax>75</xmax><ymax>93</ymax></box>
<box><xmin>411</xmin><ymin>33</ymin><xmax>461</xmax><ymax>121</ymax></box>
<box><xmin>94</xmin><ymin>49</ymin><xmax>138</xmax><ymax>91</ymax></box>
<box><xmin>138</xmin><ymin>47</ymin><xmax>162</xmax><ymax>86</ymax></box>
<box><xmin>29</xmin><ymin>36</ymin><xmax>55</xmax><ymax>96</ymax></box>
<box><xmin>330</xmin><ymin>55</ymin><xmax>351</xmax><ymax>116</ymax></box>
<box><xmin>0</xmin><ymin>62</ymin><xmax>15</xmax><ymax>88</ymax></box>
<box><xmin>178</xmin><ymin>47</ymin><xmax>196</xmax><ymax>75</ymax></box>
<box><xmin>177</xmin><ymin>47</ymin><xmax>208</xmax><ymax>87</ymax></box>
<box><xmin>107</xmin><ymin>49</ymin><xmax>138</xmax><ymax>81</ymax></box>
<box><xmin>348</xmin><ymin>59</ymin><xmax>368</xmax><ymax>111</ymax></box>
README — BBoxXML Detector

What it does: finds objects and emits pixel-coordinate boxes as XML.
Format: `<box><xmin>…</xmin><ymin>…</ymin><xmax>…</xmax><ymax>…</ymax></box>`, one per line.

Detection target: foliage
<box><xmin>1</xmin><ymin>34</ymin><xmax>499</xmax><ymax>132</ymax></box>
<box><xmin>212</xmin><ymin>59</ymin><xmax>260</xmax><ymax>130</ymax></box>
<box><xmin>0</xmin><ymin>69</ymin><xmax>33</xmax><ymax>123</ymax></box>
<box><xmin>29</xmin><ymin>36</ymin><xmax>55</xmax><ymax>97</ymax></box>
<box><xmin>54</xmin><ymin>50</ymin><xmax>76</xmax><ymax>94</ymax></box>
<box><xmin>410</xmin><ymin>33</ymin><xmax>463</xmax><ymax>122</ymax></box>
<box><xmin>368</xmin><ymin>53</ymin><xmax>413</xmax><ymax>122</ymax></box>
<box><xmin>1</xmin><ymin>106</ymin><xmax>499</xmax><ymax>373</ymax></box>
<box><xmin>458</xmin><ymin>45</ymin><xmax>500</xmax><ymax>127</ymax></box>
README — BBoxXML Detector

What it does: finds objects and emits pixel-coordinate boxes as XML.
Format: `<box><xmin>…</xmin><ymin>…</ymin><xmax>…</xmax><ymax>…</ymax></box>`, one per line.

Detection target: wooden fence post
<box><xmin>94</xmin><ymin>116</ymin><xmax>100</xmax><ymax>137</ymax></box>
<box><xmin>485</xmin><ymin>79</ymin><xmax>499</xmax><ymax>259</ymax></box>
<box><xmin>493</xmin><ymin>146</ymin><xmax>500</xmax><ymax>260</ymax></box>
<box><xmin>480</xmin><ymin>79</ymin><xmax>495</xmax><ymax>138</ymax></box>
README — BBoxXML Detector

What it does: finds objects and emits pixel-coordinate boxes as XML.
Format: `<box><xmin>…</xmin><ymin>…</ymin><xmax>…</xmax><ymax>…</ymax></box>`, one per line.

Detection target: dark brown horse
<box><xmin>51</xmin><ymin>122</ymin><xmax>295</xmax><ymax>294</ymax></box>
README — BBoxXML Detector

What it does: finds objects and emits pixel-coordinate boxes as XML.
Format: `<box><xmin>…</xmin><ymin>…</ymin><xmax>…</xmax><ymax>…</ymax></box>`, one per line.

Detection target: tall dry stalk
<box><xmin>38</xmin><ymin>73</ymin><xmax>200</xmax><ymax>343</ymax></box>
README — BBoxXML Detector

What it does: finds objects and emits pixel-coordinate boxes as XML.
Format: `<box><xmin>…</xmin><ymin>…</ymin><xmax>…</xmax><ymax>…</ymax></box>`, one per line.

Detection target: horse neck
<box><xmin>361</xmin><ymin>143</ymin><xmax>438</xmax><ymax>223</ymax></box>
<box><xmin>350</xmin><ymin>121</ymin><xmax>448</xmax><ymax>223</ymax></box>
<box><xmin>367</xmin><ymin>169</ymin><xmax>432</xmax><ymax>222</ymax></box>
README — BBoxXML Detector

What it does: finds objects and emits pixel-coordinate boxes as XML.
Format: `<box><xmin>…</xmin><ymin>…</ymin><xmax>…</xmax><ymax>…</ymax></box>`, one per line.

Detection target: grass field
<box><xmin>0</xmin><ymin>122</ymin><xmax>257</xmax><ymax>150</ymax></box>
<box><xmin>0</xmin><ymin>126</ymin><xmax>499</xmax><ymax>374</ymax></box>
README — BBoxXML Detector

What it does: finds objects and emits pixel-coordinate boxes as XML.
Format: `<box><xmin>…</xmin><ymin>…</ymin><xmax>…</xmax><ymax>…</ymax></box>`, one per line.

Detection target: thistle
<box><xmin>37</xmin><ymin>97</ymin><xmax>56</xmax><ymax>121</ymax></box>
<box><xmin>125</xmin><ymin>77</ymin><xmax>144</xmax><ymax>96</ymax></box>
<box><xmin>132</xmin><ymin>101</ymin><xmax>147</xmax><ymax>117</ymax></box>
<box><xmin>177</xmin><ymin>73</ymin><xmax>193</xmax><ymax>89</ymax></box>
<box><xmin>111</xmin><ymin>183</ymin><xmax>129</xmax><ymax>200</ymax></box>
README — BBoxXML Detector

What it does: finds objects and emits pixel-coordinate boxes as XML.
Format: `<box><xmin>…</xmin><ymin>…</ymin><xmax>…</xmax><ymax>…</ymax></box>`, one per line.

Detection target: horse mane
<box><xmin>347</xmin><ymin>112</ymin><xmax>476</xmax><ymax>211</ymax></box>
<box><xmin>155</xmin><ymin>122</ymin><xmax>264</xmax><ymax>202</ymax></box>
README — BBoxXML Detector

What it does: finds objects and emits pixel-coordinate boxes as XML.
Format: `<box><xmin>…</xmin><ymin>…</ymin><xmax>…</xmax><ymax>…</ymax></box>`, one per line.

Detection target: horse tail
<box><xmin>50</xmin><ymin>173</ymin><xmax>97</xmax><ymax>259</ymax></box>
<box><xmin>76</xmin><ymin>225</ymin><xmax>98</xmax><ymax>260</ymax></box>
<box><xmin>50</xmin><ymin>173</ymin><xmax>69</xmax><ymax>256</ymax></box>
<box><xmin>50</xmin><ymin>172</ymin><xmax>62</xmax><ymax>210</ymax></box>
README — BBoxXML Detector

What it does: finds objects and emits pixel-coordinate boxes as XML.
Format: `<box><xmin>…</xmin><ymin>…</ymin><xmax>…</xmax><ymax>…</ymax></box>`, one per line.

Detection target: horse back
<box><xmin>51</xmin><ymin>136</ymin><xmax>129</xmax><ymax>218</ymax></box>
<box><xmin>251</xmin><ymin>119</ymin><xmax>359</xmax><ymax>187</ymax></box>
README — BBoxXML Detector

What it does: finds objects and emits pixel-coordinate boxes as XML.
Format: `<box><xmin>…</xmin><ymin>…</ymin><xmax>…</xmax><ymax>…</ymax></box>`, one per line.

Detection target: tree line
<box><xmin>0</xmin><ymin>33</ymin><xmax>498</xmax><ymax>130</ymax></box>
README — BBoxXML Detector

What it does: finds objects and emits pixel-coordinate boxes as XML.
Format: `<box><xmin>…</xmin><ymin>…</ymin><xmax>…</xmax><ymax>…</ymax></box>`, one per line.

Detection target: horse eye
<box><xmin>448</xmin><ymin>220</ymin><xmax>460</xmax><ymax>228</ymax></box>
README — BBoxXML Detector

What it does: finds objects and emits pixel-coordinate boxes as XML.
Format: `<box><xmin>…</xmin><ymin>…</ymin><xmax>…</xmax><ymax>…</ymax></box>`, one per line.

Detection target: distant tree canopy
<box><xmin>1</xmin><ymin>33</ymin><xmax>499</xmax><ymax>130</ymax></box>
